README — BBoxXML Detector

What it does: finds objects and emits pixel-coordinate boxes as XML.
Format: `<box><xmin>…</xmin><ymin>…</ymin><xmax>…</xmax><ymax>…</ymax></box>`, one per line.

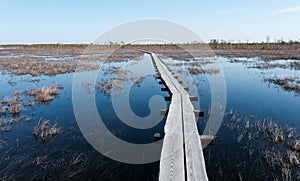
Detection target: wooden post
<box><xmin>189</xmin><ymin>96</ymin><xmax>198</xmax><ymax>101</ymax></box>
<box><xmin>164</xmin><ymin>96</ymin><xmax>172</xmax><ymax>101</ymax></box>
<box><xmin>160</xmin><ymin>109</ymin><xmax>169</xmax><ymax>116</ymax></box>
<box><xmin>161</xmin><ymin>87</ymin><xmax>169</xmax><ymax>92</ymax></box>
<box><xmin>194</xmin><ymin>110</ymin><xmax>204</xmax><ymax>117</ymax></box>
<box><xmin>154</xmin><ymin>133</ymin><xmax>164</xmax><ymax>143</ymax></box>
<box><xmin>200</xmin><ymin>135</ymin><xmax>215</xmax><ymax>146</ymax></box>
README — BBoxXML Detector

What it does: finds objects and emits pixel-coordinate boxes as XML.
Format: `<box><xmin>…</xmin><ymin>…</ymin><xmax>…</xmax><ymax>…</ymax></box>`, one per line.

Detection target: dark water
<box><xmin>196</xmin><ymin>58</ymin><xmax>300</xmax><ymax>180</ymax></box>
<box><xmin>0</xmin><ymin>55</ymin><xmax>300</xmax><ymax>180</ymax></box>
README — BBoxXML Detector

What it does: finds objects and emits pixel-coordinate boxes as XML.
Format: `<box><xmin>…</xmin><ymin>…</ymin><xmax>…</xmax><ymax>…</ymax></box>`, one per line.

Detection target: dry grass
<box><xmin>225</xmin><ymin>109</ymin><xmax>300</xmax><ymax>180</ymax></box>
<box><xmin>0</xmin><ymin>45</ymin><xmax>143</xmax><ymax>76</ymax></box>
<box><xmin>1</xmin><ymin>43</ymin><xmax>300</xmax><ymax>62</ymax></box>
<box><xmin>9</xmin><ymin>103</ymin><xmax>21</xmax><ymax>114</ymax></box>
<box><xmin>0</xmin><ymin>85</ymin><xmax>63</xmax><ymax>135</ymax></box>
<box><xmin>188</xmin><ymin>67</ymin><xmax>220</xmax><ymax>75</ymax></box>
<box><xmin>0</xmin><ymin>119</ymin><xmax>10</xmax><ymax>132</ymax></box>
<box><xmin>1</xmin><ymin>44</ymin><xmax>299</xmax><ymax>77</ymax></box>
<box><xmin>188</xmin><ymin>68</ymin><xmax>203</xmax><ymax>75</ymax></box>
<box><xmin>33</xmin><ymin>120</ymin><xmax>61</xmax><ymax>140</ymax></box>
<box><xmin>266</xmin><ymin>78</ymin><xmax>300</xmax><ymax>93</ymax></box>
<box><xmin>0</xmin><ymin>91</ymin><xmax>22</xmax><ymax>116</ymax></box>
<box><xmin>289</xmin><ymin>140</ymin><xmax>300</xmax><ymax>151</ymax></box>
<box><xmin>24</xmin><ymin>85</ymin><xmax>63</xmax><ymax>103</ymax></box>
<box><xmin>0</xmin><ymin>57</ymin><xmax>78</xmax><ymax>76</ymax></box>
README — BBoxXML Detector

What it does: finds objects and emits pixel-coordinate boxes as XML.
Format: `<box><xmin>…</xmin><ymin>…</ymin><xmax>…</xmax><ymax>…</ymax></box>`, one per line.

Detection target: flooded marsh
<box><xmin>0</xmin><ymin>47</ymin><xmax>300</xmax><ymax>180</ymax></box>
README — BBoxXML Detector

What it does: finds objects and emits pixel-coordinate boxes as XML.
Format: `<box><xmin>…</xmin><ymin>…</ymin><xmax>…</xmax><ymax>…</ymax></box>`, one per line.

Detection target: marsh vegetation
<box><xmin>0</xmin><ymin>44</ymin><xmax>299</xmax><ymax>180</ymax></box>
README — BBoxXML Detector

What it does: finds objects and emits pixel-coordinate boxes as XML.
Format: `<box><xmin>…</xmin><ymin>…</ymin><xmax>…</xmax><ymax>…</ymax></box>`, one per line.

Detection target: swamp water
<box><xmin>0</xmin><ymin>54</ymin><xmax>300</xmax><ymax>180</ymax></box>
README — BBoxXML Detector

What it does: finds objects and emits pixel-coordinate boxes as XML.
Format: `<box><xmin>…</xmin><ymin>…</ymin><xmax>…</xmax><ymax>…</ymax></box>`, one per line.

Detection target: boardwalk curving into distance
<box><xmin>140</xmin><ymin>50</ymin><xmax>209</xmax><ymax>181</ymax></box>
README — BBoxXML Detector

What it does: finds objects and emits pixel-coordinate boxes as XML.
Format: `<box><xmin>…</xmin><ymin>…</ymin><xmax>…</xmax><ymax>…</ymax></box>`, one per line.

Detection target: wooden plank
<box><xmin>151</xmin><ymin>53</ymin><xmax>186</xmax><ymax>181</ymax></box>
<box><xmin>144</xmin><ymin>51</ymin><xmax>208</xmax><ymax>181</ymax></box>
<box><xmin>182</xmin><ymin>95</ymin><xmax>208</xmax><ymax>181</ymax></box>
<box><xmin>159</xmin><ymin>95</ymin><xmax>185</xmax><ymax>181</ymax></box>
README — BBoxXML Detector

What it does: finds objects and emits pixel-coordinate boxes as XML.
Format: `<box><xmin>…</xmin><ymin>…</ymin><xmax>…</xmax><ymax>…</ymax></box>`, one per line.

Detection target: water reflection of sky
<box><xmin>0</xmin><ymin>55</ymin><xmax>300</xmax><ymax>180</ymax></box>
<box><xmin>220</xmin><ymin>58</ymin><xmax>300</xmax><ymax>127</ymax></box>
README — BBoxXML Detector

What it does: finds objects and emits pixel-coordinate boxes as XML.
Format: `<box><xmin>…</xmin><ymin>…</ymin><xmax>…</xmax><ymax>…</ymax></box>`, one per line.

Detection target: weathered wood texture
<box><xmin>146</xmin><ymin>52</ymin><xmax>208</xmax><ymax>181</ymax></box>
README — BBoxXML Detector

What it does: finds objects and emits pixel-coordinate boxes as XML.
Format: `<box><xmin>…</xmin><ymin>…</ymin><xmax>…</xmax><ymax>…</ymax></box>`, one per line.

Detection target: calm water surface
<box><xmin>0</xmin><ymin>54</ymin><xmax>300</xmax><ymax>180</ymax></box>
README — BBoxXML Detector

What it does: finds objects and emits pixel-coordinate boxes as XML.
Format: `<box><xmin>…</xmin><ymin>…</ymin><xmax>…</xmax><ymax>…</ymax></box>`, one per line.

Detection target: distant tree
<box><xmin>220</xmin><ymin>39</ymin><xmax>227</xmax><ymax>44</ymax></box>
<box><xmin>210</xmin><ymin>39</ymin><xmax>218</xmax><ymax>44</ymax></box>
<box><xmin>209</xmin><ymin>39</ymin><xmax>219</xmax><ymax>49</ymax></box>
<box><xmin>266</xmin><ymin>36</ymin><xmax>270</xmax><ymax>44</ymax></box>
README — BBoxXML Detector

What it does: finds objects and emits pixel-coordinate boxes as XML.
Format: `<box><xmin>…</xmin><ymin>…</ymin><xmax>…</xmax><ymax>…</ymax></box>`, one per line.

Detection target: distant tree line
<box><xmin>208</xmin><ymin>39</ymin><xmax>300</xmax><ymax>50</ymax></box>
<box><xmin>0</xmin><ymin>40</ymin><xmax>299</xmax><ymax>50</ymax></box>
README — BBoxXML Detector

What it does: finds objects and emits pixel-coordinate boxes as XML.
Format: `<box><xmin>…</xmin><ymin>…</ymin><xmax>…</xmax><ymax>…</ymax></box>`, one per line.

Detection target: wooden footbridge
<box><xmin>139</xmin><ymin>50</ymin><xmax>211</xmax><ymax>181</ymax></box>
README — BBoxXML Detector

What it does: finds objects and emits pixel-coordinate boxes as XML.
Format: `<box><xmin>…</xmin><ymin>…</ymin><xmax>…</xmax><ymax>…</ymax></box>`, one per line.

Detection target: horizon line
<box><xmin>1</xmin><ymin>40</ymin><xmax>300</xmax><ymax>46</ymax></box>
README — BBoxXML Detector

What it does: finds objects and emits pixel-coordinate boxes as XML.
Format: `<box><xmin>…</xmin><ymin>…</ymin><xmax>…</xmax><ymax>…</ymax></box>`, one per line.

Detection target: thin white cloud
<box><xmin>271</xmin><ymin>5</ymin><xmax>300</xmax><ymax>15</ymax></box>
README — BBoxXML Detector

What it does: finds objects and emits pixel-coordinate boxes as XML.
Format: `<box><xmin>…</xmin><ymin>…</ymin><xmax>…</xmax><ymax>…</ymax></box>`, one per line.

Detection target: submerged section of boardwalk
<box><xmin>145</xmin><ymin>51</ymin><xmax>208</xmax><ymax>181</ymax></box>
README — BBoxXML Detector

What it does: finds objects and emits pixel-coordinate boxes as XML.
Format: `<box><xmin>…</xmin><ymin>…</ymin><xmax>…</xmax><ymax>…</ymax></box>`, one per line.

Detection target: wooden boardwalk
<box><xmin>141</xmin><ymin>50</ymin><xmax>209</xmax><ymax>181</ymax></box>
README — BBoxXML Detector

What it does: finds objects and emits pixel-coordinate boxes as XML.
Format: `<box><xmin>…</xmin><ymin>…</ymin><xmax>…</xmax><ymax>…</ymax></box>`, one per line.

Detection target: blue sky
<box><xmin>1</xmin><ymin>0</ymin><xmax>300</xmax><ymax>44</ymax></box>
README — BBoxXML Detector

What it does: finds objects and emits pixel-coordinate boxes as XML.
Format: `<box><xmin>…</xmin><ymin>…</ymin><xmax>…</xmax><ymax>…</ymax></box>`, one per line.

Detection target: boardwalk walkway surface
<box><xmin>141</xmin><ymin>50</ymin><xmax>208</xmax><ymax>181</ymax></box>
